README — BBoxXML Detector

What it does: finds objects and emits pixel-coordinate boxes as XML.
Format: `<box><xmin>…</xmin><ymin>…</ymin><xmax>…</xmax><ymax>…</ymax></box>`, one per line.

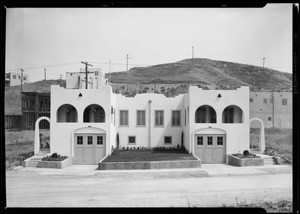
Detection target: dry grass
<box><xmin>103</xmin><ymin>150</ymin><xmax>197</xmax><ymax>162</ymax></box>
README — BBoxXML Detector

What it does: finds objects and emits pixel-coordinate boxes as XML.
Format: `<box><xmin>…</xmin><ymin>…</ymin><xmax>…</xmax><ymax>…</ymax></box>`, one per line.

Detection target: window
<box><xmin>195</xmin><ymin>105</ymin><xmax>216</xmax><ymax>123</ymax></box>
<box><xmin>128</xmin><ymin>136</ymin><xmax>136</xmax><ymax>144</ymax></box>
<box><xmin>197</xmin><ymin>136</ymin><xmax>203</xmax><ymax>145</ymax></box>
<box><xmin>268</xmin><ymin>117</ymin><xmax>272</xmax><ymax>121</ymax></box>
<box><xmin>87</xmin><ymin>136</ymin><xmax>93</xmax><ymax>145</ymax></box>
<box><xmin>250</xmin><ymin>98</ymin><xmax>253</xmax><ymax>102</ymax></box>
<box><xmin>97</xmin><ymin>136</ymin><xmax>103</xmax><ymax>145</ymax></box>
<box><xmin>120</xmin><ymin>110</ymin><xmax>129</xmax><ymax>126</ymax></box>
<box><xmin>13</xmin><ymin>75</ymin><xmax>16</xmax><ymax>79</ymax></box>
<box><xmin>23</xmin><ymin>76</ymin><xmax>26</xmax><ymax>80</ymax></box>
<box><xmin>217</xmin><ymin>137</ymin><xmax>223</xmax><ymax>145</ymax></box>
<box><xmin>207</xmin><ymin>137</ymin><xmax>213</xmax><ymax>145</ymax></box>
<box><xmin>57</xmin><ymin>104</ymin><xmax>78</xmax><ymax>122</ymax></box>
<box><xmin>270</xmin><ymin>98</ymin><xmax>273</xmax><ymax>104</ymax></box>
<box><xmin>77</xmin><ymin>136</ymin><xmax>83</xmax><ymax>145</ymax></box>
<box><xmin>263</xmin><ymin>98</ymin><xmax>267</xmax><ymax>104</ymax></box>
<box><xmin>164</xmin><ymin>136</ymin><xmax>172</xmax><ymax>144</ymax></box>
<box><xmin>155</xmin><ymin>110</ymin><xmax>164</xmax><ymax>126</ymax></box>
<box><xmin>172</xmin><ymin>110</ymin><xmax>181</xmax><ymax>126</ymax></box>
<box><xmin>282</xmin><ymin>99</ymin><xmax>287</xmax><ymax>106</ymax></box>
<box><xmin>137</xmin><ymin>110</ymin><xmax>146</xmax><ymax>126</ymax></box>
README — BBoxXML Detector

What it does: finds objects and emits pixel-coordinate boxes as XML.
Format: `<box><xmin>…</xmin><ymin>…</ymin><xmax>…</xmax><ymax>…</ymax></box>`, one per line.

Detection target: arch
<box><xmin>195</xmin><ymin>105</ymin><xmax>217</xmax><ymax>123</ymax></box>
<box><xmin>249</xmin><ymin>117</ymin><xmax>265</xmax><ymax>153</ymax></box>
<box><xmin>222</xmin><ymin>105</ymin><xmax>243</xmax><ymax>123</ymax></box>
<box><xmin>57</xmin><ymin>104</ymin><xmax>78</xmax><ymax>122</ymax></box>
<box><xmin>83</xmin><ymin>104</ymin><xmax>105</xmax><ymax>123</ymax></box>
<box><xmin>74</xmin><ymin>126</ymin><xmax>106</xmax><ymax>134</ymax></box>
<box><xmin>34</xmin><ymin>116</ymin><xmax>50</xmax><ymax>155</ymax></box>
<box><xmin>194</xmin><ymin>127</ymin><xmax>226</xmax><ymax>135</ymax></box>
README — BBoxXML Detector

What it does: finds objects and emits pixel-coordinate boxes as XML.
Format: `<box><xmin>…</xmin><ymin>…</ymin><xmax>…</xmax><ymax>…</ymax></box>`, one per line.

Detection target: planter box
<box><xmin>228</xmin><ymin>154</ymin><xmax>264</xmax><ymax>167</ymax></box>
<box><xmin>99</xmin><ymin>160</ymin><xmax>201</xmax><ymax>170</ymax></box>
<box><xmin>37</xmin><ymin>157</ymin><xmax>72</xmax><ymax>169</ymax></box>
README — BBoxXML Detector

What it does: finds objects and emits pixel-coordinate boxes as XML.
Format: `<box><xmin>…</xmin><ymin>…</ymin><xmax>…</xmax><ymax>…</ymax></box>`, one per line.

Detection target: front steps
<box><xmin>257</xmin><ymin>154</ymin><xmax>276</xmax><ymax>165</ymax></box>
<box><xmin>23</xmin><ymin>153</ymin><xmax>50</xmax><ymax>168</ymax></box>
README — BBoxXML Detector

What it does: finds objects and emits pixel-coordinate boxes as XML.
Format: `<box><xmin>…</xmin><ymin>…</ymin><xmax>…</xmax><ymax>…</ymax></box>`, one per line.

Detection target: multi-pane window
<box><xmin>137</xmin><ymin>110</ymin><xmax>146</xmax><ymax>126</ymax></box>
<box><xmin>155</xmin><ymin>110</ymin><xmax>164</xmax><ymax>126</ymax></box>
<box><xmin>263</xmin><ymin>98</ymin><xmax>267</xmax><ymax>104</ymax></box>
<box><xmin>128</xmin><ymin>136</ymin><xmax>136</xmax><ymax>144</ymax></box>
<box><xmin>172</xmin><ymin>110</ymin><xmax>181</xmax><ymax>126</ymax></box>
<box><xmin>87</xmin><ymin>136</ymin><xmax>93</xmax><ymax>145</ymax></box>
<box><xmin>217</xmin><ymin>137</ymin><xmax>223</xmax><ymax>145</ymax></box>
<box><xmin>120</xmin><ymin>110</ymin><xmax>129</xmax><ymax>126</ymax></box>
<box><xmin>268</xmin><ymin>117</ymin><xmax>272</xmax><ymax>121</ymax></box>
<box><xmin>77</xmin><ymin>136</ymin><xmax>83</xmax><ymax>145</ymax></box>
<box><xmin>207</xmin><ymin>137</ymin><xmax>213</xmax><ymax>145</ymax></box>
<box><xmin>197</xmin><ymin>136</ymin><xmax>203</xmax><ymax>145</ymax></box>
<box><xmin>164</xmin><ymin>136</ymin><xmax>172</xmax><ymax>144</ymax></box>
<box><xmin>282</xmin><ymin>99</ymin><xmax>287</xmax><ymax>106</ymax></box>
<box><xmin>97</xmin><ymin>136</ymin><xmax>103</xmax><ymax>145</ymax></box>
<box><xmin>250</xmin><ymin>98</ymin><xmax>253</xmax><ymax>102</ymax></box>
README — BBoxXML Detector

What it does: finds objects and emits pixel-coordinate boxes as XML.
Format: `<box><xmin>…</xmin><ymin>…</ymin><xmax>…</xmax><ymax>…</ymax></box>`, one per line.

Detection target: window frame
<box><xmin>171</xmin><ymin>110</ymin><xmax>181</xmax><ymax>127</ymax></box>
<box><xmin>77</xmin><ymin>136</ymin><xmax>83</xmax><ymax>145</ymax></box>
<box><xmin>128</xmin><ymin>136</ymin><xmax>136</xmax><ymax>145</ymax></box>
<box><xmin>97</xmin><ymin>136</ymin><xmax>103</xmax><ymax>145</ymax></box>
<box><xmin>268</xmin><ymin>117</ymin><xmax>272</xmax><ymax>121</ymax></box>
<box><xmin>136</xmin><ymin>110</ymin><xmax>146</xmax><ymax>126</ymax></box>
<box><xmin>249</xmin><ymin>98</ymin><xmax>253</xmax><ymax>103</ymax></box>
<box><xmin>119</xmin><ymin>110</ymin><xmax>129</xmax><ymax>126</ymax></box>
<box><xmin>164</xmin><ymin>136</ymin><xmax>172</xmax><ymax>145</ymax></box>
<box><xmin>217</xmin><ymin>136</ymin><xmax>223</xmax><ymax>145</ymax></box>
<box><xmin>207</xmin><ymin>136</ymin><xmax>213</xmax><ymax>145</ymax></box>
<box><xmin>197</xmin><ymin>136</ymin><xmax>203</xmax><ymax>146</ymax></box>
<box><xmin>282</xmin><ymin>99</ymin><xmax>287</xmax><ymax>106</ymax></box>
<box><xmin>154</xmin><ymin>110</ymin><xmax>164</xmax><ymax>127</ymax></box>
<box><xmin>12</xmin><ymin>75</ymin><xmax>16</xmax><ymax>79</ymax></box>
<box><xmin>263</xmin><ymin>98</ymin><xmax>267</xmax><ymax>104</ymax></box>
<box><xmin>87</xmin><ymin>136</ymin><xmax>93</xmax><ymax>145</ymax></box>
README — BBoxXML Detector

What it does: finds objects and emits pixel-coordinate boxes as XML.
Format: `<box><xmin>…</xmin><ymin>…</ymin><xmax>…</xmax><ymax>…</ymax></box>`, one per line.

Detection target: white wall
<box><xmin>8</xmin><ymin>72</ymin><xmax>29</xmax><ymax>86</ymax></box>
<box><xmin>188</xmin><ymin>86</ymin><xmax>250</xmax><ymax>159</ymax></box>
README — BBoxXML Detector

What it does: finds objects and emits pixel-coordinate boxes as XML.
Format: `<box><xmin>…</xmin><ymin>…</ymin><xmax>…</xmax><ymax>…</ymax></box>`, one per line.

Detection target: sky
<box><xmin>5</xmin><ymin>4</ymin><xmax>293</xmax><ymax>82</ymax></box>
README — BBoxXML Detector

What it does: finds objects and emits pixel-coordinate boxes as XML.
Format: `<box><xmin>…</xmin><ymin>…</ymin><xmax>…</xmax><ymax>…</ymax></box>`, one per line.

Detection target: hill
<box><xmin>106</xmin><ymin>58</ymin><xmax>292</xmax><ymax>91</ymax></box>
<box><xmin>5</xmin><ymin>79</ymin><xmax>65</xmax><ymax>115</ymax></box>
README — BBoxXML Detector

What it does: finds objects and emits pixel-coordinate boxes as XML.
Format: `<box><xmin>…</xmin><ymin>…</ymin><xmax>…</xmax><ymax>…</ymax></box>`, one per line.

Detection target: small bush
<box><xmin>243</xmin><ymin>150</ymin><xmax>250</xmax><ymax>156</ymax></box>
<box><xmin>51</xmin><ymin>153</ymin><xmax>58</xmax><ymax>158</ymax></box>
<box><xmin>42</xmin><ymin>154</ymin><xmax>68</xmax><ymax>161</ymax></box>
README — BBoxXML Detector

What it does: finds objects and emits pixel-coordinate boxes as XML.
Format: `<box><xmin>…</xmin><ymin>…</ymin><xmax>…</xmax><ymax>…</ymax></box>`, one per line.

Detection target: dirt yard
<box><xmin>5</xmin><ymin>130</ymin><xmax>50</xmax><ymax>170</ymax></box>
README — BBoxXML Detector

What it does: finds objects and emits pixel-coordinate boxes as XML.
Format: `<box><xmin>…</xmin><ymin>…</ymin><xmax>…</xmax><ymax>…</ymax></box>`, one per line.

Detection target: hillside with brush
<box><xmin>106</xmin><ymin>58</ymin><xmax>292</xmax><ymax>91</ymax></box>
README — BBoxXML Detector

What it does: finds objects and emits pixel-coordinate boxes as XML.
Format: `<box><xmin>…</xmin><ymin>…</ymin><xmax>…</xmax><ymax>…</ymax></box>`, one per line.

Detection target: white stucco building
<box><xmin>34</xmin><ymin>70</ymin><xmax>264</xmax><ymax>165</ymax></box>
<box><xmin>5</xmin><ymin>72</ymin><xmax>29</xmax><ymax>86</ymax></box>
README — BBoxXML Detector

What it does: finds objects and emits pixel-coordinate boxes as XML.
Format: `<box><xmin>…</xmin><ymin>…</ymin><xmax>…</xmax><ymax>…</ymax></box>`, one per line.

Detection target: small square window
<box><xmin>197</xmin><ymin>136</ymin><xmax>203</xmax><ymax>145</ymax></box>
<box><xmin>23</xmin><ymin>76</ymin><xmax>26</xmax><ymax>80</ymax></box>
<box><xmin>217</xmin><ymin>137</ymin><xmax>223</xmax><ymax>145</ymax></box>
<box><xmin>250</xmin><ymin>98</ymin><xmax>253</xmax><ymax>102</ymax></box>
<box><xmin>77</xmin><ymin>136</ymin><xmax>83</xmax><ymax>145</ymax></box>
<box><xmin>87</xmin><ymin>136</ymin><xmax>93</xmax><ymax>145</ymax></box>
<box><xmin>282</xmin><ymin>99</ymin><xmax>287</xmax><ymax>106</ymax></box>
<box><xmin>268</xmin><ymin>117</ymin><xmax>272</xmax><ymax>121</ymax></box>
<box><xmin>263</xmin><ymin>98</ymin><xmax>267</xmax><ymax>104</ymax></box>
<box><xmin>164</xmin><ymin>136</ymin><xmax>172</xmax><ymax>144</ymax></box>
<box><xmin>128</xmin><ymin>136</ymin><xmax>136</xmax><ymax>144</ymax></box>
<box><xmin>97</xmin><ymin>136</ymin><xmax>103</xmax><ymax>145</ymax></box>
<box><xmin>207</xmin><ymin>137</ymin><xmax>213</xmax><ymax>145</ymax></box>
<box><xmin>13</xmin><ymin>75</ymin><xmax>16</xmax><ymax>79</ymax></box>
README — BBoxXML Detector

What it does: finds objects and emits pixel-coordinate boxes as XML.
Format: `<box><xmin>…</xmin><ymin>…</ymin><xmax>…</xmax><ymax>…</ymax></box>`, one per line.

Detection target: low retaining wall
<box><xmin>228</xmin><ymin>154</ymin><xmax>264</xmax><ymax>167</ymax></box>
<box><xmin>37</xmin><ymin>157</ymin><xmax>73</xmax><ymax>169</ymax></box>
<box><xmin>98</xmin><ymin>160</ymin><xmax>201</xmax><ymax>170</ymax></box>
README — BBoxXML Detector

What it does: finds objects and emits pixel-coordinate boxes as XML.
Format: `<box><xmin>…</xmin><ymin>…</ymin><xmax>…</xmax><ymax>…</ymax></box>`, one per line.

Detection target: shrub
<box><xmin>243</xmin><ymin>150</ymin><xmax>250</xmax><ymax>157</ymax></box>
<box><xmin>51</xmin><ymin>153</ymin><xmax>58</xmax><ymax>158</ymax></box>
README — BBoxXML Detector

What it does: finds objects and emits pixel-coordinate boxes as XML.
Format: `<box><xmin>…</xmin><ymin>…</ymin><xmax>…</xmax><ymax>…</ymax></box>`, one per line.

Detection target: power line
<box><xmin>5</xmin><ymin>62</ymin><xmax>81</xmax><ymax>72</ymax></box>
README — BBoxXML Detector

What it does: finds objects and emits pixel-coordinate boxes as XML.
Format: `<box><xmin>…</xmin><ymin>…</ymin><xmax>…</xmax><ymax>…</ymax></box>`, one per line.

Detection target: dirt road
<box><xmin>5</xmin><ymin>168</ymin><xmax>292</xmax><ymax>208</ymax></box>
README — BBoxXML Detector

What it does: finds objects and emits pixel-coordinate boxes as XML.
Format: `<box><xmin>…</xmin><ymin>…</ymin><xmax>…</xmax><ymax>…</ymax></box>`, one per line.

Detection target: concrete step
<box><xmin>27</xmin><ymin>162</ymin><xmax>39</xmax><ymax>167</ymax></box>
<box><xmin>31</xmin><ymin>157</ymin><xmax>43</xmax><ymax>161</ymax></box>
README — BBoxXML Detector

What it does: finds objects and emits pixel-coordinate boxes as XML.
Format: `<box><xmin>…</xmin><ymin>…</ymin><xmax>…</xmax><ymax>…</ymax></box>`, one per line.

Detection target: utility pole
<box><xmin>192</xmin><ymin>46</ymin><xmax>194</xmax><ymax>59</ymax></box>
<box><xmin>109</xmin><ymin>60</ymin><xmax>111</xmax><ymax>84</ymax></box>
<box><xmin>81</xmin><ymin>61</ymin><xmax>93</xmax><ymax>89</ymax></box>
<box><xmin>44</xmin><ymin>68</ymin><xmax>47</xmax><ymax>80</ymax></box>
<box><xmin>20</xmin><ymin>69</ymin><xmax>24</xmax><ymax>93</ymax></box>
<box><xmin>262</xmin><ymin>58</ymin><xmax>266</xmax><ymax>69</ymax></box>
<box><xmin>59</xmin><ymin>74</ymin><xmax>62</xmax><ymax>80</ymax></box>
<box><xmin>272</xmin><ymin>93</ymin><xmax>275</xmax><ymax>128</ymax></box>
<box><xmin>126</xmin><ymin>54</ymin><xmax>130</xmax><ymax>71</ymax></box>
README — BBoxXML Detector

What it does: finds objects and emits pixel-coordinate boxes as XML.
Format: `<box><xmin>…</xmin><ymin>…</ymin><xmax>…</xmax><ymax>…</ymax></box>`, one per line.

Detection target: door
<box><xmin>74</xmin><ymin>134</ymin><xmax>106</xmax><ymax>165</ymax></box>
<box><xmin>194</xmin><ymin>134</ymin><xmax>226</xmax><ymax>163</ymax></box>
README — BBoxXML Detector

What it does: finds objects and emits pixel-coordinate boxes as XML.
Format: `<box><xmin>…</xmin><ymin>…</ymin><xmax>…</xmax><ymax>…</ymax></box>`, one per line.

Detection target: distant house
<box><xmin>249</xmin><ymin>92</ymin><xmax>292</xmax><ymax>129</ymax></box>
<box><xmin>33</xmin><ymin>70</ymin><xmax>264</xmax><ymax>166</ymax></box>
<box><xmin>5</xmin><ymin>72</ymin><xmax>29</xmax><ymax>87</ymax></box>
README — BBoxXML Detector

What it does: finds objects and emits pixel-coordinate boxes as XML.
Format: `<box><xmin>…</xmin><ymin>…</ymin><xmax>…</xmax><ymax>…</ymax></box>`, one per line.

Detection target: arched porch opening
<box><xmin>249</xmin><ymin>117</ymin><xmax>265</xmax><ymax>154</ymax></box>
<box><xmin>34</xmin><ymin>116</ymin><xmax>51</xmax><ymax>155</ymax></box>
